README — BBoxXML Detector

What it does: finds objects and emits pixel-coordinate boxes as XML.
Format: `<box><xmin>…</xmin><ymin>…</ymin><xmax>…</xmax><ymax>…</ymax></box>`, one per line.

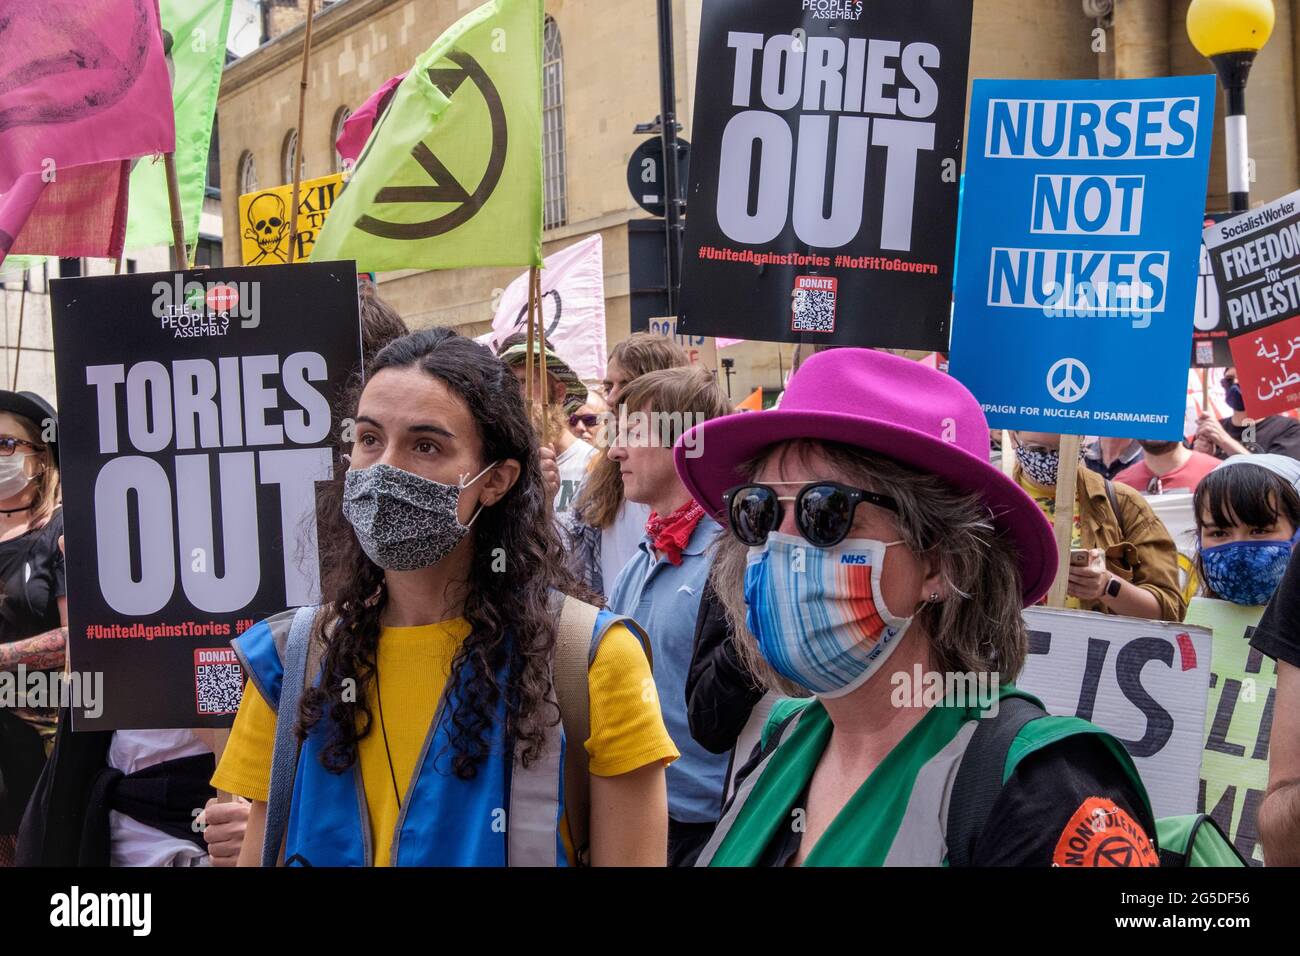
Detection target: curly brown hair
<box><xmin>298</xmin><ymin>328</ymin><xmax>586</xmax><ymax>780</ymax></box>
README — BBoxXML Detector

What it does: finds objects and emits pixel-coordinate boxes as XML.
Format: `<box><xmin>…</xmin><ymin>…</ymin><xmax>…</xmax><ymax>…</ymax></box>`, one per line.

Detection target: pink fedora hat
<box><xmin>674</xmin><ymin>348</ymin><xmax>1056</xmax><ymax>605</ymax></box>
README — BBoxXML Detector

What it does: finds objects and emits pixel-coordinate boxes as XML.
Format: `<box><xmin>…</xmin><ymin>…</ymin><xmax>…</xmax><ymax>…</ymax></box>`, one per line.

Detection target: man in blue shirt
<box><xmin>606</xmin><ymin>366</ymin><xmax>733</xmax><ymax>866</ymax></box>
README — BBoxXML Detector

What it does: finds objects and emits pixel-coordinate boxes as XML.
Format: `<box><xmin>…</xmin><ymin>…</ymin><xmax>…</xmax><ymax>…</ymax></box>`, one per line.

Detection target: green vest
<box><xmin>698</xmin><ymin>686</ymin><xmax>1149</xmax><ymax>867</ymax></box>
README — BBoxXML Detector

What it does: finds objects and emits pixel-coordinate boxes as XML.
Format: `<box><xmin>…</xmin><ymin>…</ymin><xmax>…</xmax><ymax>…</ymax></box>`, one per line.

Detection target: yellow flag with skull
<box><xmin>238</xmin><ymin>173</ymin><xmax>345</xmax><ymax>265</ymax></box>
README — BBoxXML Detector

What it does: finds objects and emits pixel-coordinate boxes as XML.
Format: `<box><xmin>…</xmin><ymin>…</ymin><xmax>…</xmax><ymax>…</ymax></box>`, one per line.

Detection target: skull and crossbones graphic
<box><xmin>244</xmin><ymin>193</ymin><xmax>289</xmax><ymax>264</ymax></box>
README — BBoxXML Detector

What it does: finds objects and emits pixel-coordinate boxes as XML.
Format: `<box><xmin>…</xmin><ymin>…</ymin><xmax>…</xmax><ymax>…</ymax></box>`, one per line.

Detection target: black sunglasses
<box><xmin>722</xmin><ymin>481</ymin><xmax>899</xmax><ymax>548</ymax></box>
<box><xmin>568</xmin><ymin>413</ymin><xmax>600</xmax><ymax>429</ymax></box>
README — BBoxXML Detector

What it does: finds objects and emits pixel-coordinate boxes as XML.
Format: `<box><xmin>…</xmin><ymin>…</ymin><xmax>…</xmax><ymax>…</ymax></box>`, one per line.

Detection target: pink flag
<box><xmin>335</xmin><ymin>73</ymin><xmax>406</xmax><ymax>169</ymax></box>
<box><xmin>0</xmin><ymin>1</ymin><xmax>175</xmax><ymax>263</ymax></box>
<box><xmin>484</xmin><ymin>235</ymin><xmax>607</xmax><ymax>381</ymax></box>
<box><xmin>2</xmin><ymin>164</ymin><xmax>133</xmax><ymax>261</ymax></box>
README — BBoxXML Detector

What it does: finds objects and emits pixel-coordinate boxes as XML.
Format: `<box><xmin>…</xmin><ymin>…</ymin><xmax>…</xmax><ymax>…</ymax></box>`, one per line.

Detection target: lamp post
<box><xmin>1187</xmin><ymin>0</ymin><xmax>1275</xmax><ymax>212</ymax></box>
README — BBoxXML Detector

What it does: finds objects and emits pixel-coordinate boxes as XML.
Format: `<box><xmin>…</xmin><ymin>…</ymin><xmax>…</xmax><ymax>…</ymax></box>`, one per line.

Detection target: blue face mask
<box><xmin>1200</xmin><ymin>539</ymin><xmax>1293</xmax><ymax>606</ymax></box>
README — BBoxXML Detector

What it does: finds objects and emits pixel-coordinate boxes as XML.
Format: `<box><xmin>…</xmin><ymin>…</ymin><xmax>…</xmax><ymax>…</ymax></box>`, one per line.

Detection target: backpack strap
<box><xmin>1104</xmin><ymin>478</ymin><xmax>1122</xmax><ymax>527</ymax></box>
<box><xmin>553</xmin><ymin>594</ymin><xmax>600</xmax><ymax>866</ymax></box>
<box><xmin>261</xmin><ymin>605</ymin><xmax>322</xmax><ymax>868</ymax></box>
<box><xmin>761</xmin><ymin>697</ymin><xmax>812</xmax><ymax>751</ymax></box>
<box><xmin>1156</xmin><ymin>813</ymin><xmax>1249</xmax><ymax>867</ymax></box>
<box><xmin>944</xmin><ymin>695</ymin><xmax>1047</xmax><ymax>868</ymax></box>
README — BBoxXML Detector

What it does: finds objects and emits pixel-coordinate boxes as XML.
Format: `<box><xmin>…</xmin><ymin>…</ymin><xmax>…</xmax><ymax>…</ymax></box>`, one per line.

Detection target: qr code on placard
<box><xmin>791</xmin><ymin>276</ymin><xmax>837</xmax><ymax>333</ymax></box>
<box><xmin>194</xmin><ymin>647</ymin><xmax>244</xmax><ymax>715</ymax></box>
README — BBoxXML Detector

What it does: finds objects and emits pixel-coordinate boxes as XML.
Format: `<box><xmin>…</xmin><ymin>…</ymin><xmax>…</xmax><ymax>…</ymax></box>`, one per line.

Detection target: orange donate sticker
<box><xmin>1052</xmin><ymin>797</ymin><xmax>1159</xmax><ymax>867</ymax></box>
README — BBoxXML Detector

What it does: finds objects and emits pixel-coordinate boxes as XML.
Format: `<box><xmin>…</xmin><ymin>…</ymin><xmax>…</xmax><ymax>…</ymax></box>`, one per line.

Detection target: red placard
<box><xmin>1229</xmin><ymin>312</ymin><xmax>1300</xmax><ymax>417</ymax></box>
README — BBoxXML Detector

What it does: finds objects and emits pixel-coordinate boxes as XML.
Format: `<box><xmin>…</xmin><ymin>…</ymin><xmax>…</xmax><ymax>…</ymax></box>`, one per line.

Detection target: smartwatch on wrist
<box><xmin>1105</xmin><ymin>575</ymin><xmax>1122</xmax><ymax>599</ymax></box>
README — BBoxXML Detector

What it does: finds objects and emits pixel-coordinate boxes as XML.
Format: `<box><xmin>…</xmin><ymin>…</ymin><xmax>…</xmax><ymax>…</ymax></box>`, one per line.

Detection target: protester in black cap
<box><xmin>1196</xmin><ymin>368</ymin><xmax>1300</xmax><ymax>462</ymax></box>
<box><xmin>0</xmin><ymin>390</ymin><xmax>64</xmax><ymax>866</ymax></box>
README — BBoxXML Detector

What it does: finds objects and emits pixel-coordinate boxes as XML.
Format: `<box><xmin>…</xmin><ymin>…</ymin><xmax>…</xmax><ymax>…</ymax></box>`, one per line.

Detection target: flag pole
<box><xmin>163</xmin><ymin>153</ymin><xmax>188</xmax><ymax>270</ymax></box>
<box><xmin>525</xmin><ymin>265</ymin><xmax>538</xmax><ymax>424</ymax></box>
<box><xmin>11</xmin><ymin>273</ymin><xmax>26</xmax><ymax>390</ymax></box>
<box><xmin>156</xmin><ymin>17</ymin><xmax>187</xmax><ymax>271</ymax></box>
<box><xmin>287</xmin><ymin>0</ymin><xmax>318</xmax><ymax>264</ymax></box>
<box><xmin>536</xmin><ymin>266</ymin><xmax>550</xmax><ymax>445</ymax></box>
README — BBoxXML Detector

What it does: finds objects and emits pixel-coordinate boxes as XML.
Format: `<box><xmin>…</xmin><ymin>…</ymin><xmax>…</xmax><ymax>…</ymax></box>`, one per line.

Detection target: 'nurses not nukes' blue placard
<box><xmin>949</xmin><ymin>75</ymin><xmax>1216</xmax><ymax>440</ymax></box>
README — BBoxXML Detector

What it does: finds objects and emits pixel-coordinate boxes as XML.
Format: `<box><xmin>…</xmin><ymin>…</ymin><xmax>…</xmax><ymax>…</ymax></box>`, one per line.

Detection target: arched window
<box><xmin>542</xmin><ymin>16</ymin><xmax>567</xmax><ymax>229</ymax></box>
<box><xmin>281</xmin><ymin>128</ymin><xmax>304</xmax><ymax>183</ymax></box>
<box><xmin>237</xmin><ymin>150</ymin><xmax>258</xmax><ymax>195</ymax></box>
<box><xmin>331</xmin><ymin>106</ymin><xmax>352</xmax><ymax>173</ymax></box>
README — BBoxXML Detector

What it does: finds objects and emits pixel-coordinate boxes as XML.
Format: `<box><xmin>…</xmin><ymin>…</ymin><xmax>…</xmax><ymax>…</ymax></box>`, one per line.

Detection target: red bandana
<box><xmin>646</xmin><ymin>500</ymin><xmax>706</xmax><ymax>566</ymax></box>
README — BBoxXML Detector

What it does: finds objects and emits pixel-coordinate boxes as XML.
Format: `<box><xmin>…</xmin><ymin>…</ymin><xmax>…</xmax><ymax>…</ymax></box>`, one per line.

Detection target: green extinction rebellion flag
<box><xmin>310</xmin><ymin>0</ymin><xmax>543</xmax><ymax>271</ymax></box>
<box><xmin>125</xmin><ymin>0</ymin><xmax>234</xmax><ymax>251</ymax></box>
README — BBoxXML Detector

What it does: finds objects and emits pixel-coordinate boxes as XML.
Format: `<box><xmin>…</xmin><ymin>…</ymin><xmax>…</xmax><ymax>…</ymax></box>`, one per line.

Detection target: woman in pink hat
<box><xmin>676</xmin><ymin>349</ymin><xmax>1161</xmax><ymax>867</ymax></box>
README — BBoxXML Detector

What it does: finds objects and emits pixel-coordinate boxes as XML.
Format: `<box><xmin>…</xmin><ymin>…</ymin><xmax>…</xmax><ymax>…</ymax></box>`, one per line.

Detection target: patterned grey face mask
<box><xmin>342</xmin><ymin>461</ymin><xmax>497</xmax><ymax>571</ymax></box>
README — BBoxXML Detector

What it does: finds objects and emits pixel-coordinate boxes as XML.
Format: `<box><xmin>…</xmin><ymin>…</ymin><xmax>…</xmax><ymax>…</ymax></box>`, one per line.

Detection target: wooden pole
<box><xmin>1201</xmin><ymin>367</ymin><xmax>1211</xmax><ymax>416</ymax></box>
<box><xmin>163</xmin><ymin>152</ymin><xmax>187</xmax><ymax>270</ymax></box>
<box><xmin>1046</xmin><ymin>434</ymin><xmax>1082</xmax><ymax>608</ymax></box>
<box><xmin>1000</xmin><ymin>429</ymin><xmax>1015</xmax><ymax>477</ymax></box>
<box><xmin>11</xmin><ymin>274</ymin><xmax>26</xmax><ymax>390</ymax></box>
<box><xmin>536</xmin><ymin>266</ymin><xmax>551</xmax><ymax>445</ymax></box>
<box><xmin>525</xmin><ymin>265</ymin><xmax>538</xmax><ymax>422</ymax></box>
<box><xmin>287</xmin><ymin>0</ymin><xmax>317</xmax><ymax>264</ymax></box>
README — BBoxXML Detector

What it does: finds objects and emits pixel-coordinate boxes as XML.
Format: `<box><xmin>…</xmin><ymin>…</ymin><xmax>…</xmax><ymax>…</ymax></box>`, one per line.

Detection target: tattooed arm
<box><xmin>0</xmin><ymin>597</ymin><xmax>68</xmax><ymax>672</ymax></box>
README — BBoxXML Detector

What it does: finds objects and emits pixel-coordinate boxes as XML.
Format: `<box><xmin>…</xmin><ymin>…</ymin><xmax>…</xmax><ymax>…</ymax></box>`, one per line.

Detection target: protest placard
<box><xmin>647</xmin><ymin>317</ymin><xmax>718</xmax><ymax>370</ymax></box>
<box><xmin>1018</xmin><ymin>607</ymin><xmax>1213</xmax><ymax>819</ymax></box>
<box><xmin>1204</xmin><ymin>187</ymin><xmax>1300</xmax><ymax>416</ymax></box>
<box><xmin>1184</xmin><ymin>598</ymin><xmax>1276</xmax><ymax>866</ymax></box>
<box><xmin>239</xmin><ymin>173</ymin><xmax>344</xmax><ymax>266</ymax></box>
<box><xmin>51</xmin><ymin>262</ymin><xmax>362</xmax><ymax>729</ymax></box>
<box><xmin>1142</xmin><ymin>491</ymin><xmax>1199</xmax><ymax>604</ymax></box>
<box><xmin>949</xmin><ymin>76</ymin><xmax>1216</xmax><ymax>440</ymax></box>
<box><xmin>1192</xmin><ymin>212</ymin><xmax>1233</xmax><ymax>368</ymax></box>
<box><xmin>677</xmin><ymin>0</ymin><xmax>973</xmax><ymax>348</ymax></box>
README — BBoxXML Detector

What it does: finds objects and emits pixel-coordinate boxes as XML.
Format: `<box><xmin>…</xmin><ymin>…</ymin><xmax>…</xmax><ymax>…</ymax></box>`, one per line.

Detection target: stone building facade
<box><xmin>215</xmin><ymin>0</ymin><xmax>1300</xmax><ymax>397</ymax></box>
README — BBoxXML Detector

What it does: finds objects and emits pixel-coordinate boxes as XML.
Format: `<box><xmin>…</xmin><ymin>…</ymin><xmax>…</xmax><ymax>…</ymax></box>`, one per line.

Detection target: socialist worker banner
<box><xmin>1204</xmin><ymin>187</ymin><xmax>1300</xmax><ymax>416</ymax></box>
<box><xmin>51</xmin><ymin>262</ymin><xmax>362</xmax><ymax>729</ymax></box>
<box><xmin>677</xmin><ymin>0</ymin><xmax>973</xmax><ymax>348</ymax></box>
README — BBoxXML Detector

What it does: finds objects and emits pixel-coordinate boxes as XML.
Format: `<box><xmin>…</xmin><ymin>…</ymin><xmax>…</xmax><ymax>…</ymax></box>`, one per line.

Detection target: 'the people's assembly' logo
<box><xmin>356</xmin><ymin>51</ymin><xmax>507</xmax><ymax>241</ymax></box>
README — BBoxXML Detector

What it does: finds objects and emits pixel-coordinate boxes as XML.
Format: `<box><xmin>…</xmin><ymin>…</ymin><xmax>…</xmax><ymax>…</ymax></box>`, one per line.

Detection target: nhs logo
<box><xmin>840</xmin><ymin>553</ymin><xmax>871</xmax><ymax>566</ymax></box>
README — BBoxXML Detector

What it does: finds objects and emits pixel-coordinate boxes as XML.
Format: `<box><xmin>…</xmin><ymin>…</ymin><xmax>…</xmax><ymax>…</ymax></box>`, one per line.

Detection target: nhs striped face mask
<box><xmin>744</xmin><ymin>532</ymin><xmax>914</xmax><ymax>698</ymax></box>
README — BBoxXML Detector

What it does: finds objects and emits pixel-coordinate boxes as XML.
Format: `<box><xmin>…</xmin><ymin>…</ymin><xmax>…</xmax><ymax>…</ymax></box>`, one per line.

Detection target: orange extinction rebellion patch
<box><xmin>1052</xmin><ymin>797</ymin><xmax>1159</xmax><ymax>867</ymax></box>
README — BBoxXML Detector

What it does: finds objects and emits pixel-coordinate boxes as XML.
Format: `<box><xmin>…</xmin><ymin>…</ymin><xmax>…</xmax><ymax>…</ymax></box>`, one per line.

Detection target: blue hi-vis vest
<box><xmin>232</xmin><ymin>605</ymin><xmax>646</xmax><ymax>866</ymax></box>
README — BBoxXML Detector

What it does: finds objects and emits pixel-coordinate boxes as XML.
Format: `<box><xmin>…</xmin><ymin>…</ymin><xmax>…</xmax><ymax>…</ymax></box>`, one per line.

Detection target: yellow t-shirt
<box><xmin>211</xmin><ymin>618</ymin><xmax>678</xmax><ymax>866</ymax></box>
<box><xmin>1019</xmin><ymin>471</ymin><xmax>1083</xmax><ymax>609</ymax></box>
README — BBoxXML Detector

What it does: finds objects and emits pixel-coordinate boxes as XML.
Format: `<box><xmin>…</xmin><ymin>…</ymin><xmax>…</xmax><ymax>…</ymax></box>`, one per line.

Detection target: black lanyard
<box><xmin>373</xmin><ymin>657</ymin><xmax>403</xmax><ymax>812</ymax></box>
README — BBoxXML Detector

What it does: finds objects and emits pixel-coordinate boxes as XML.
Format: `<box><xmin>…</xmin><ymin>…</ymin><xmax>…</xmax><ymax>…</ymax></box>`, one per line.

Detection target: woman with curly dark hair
<box><xmin>211</xmin><ymin>328</ymin><xmax>677</xmax><ymax>866</ymax></box>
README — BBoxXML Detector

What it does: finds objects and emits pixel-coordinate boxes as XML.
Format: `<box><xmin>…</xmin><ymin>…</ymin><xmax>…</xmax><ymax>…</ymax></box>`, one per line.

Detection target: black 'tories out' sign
<box><xmin>52</xmin><ymin>261</ymin><xmax>362</xmax><ymax>729</ymax></box>
<box><xmin>678</xmin><ymin>0</ymin><xmax>973</xmax><ymax>349</ymax></box>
